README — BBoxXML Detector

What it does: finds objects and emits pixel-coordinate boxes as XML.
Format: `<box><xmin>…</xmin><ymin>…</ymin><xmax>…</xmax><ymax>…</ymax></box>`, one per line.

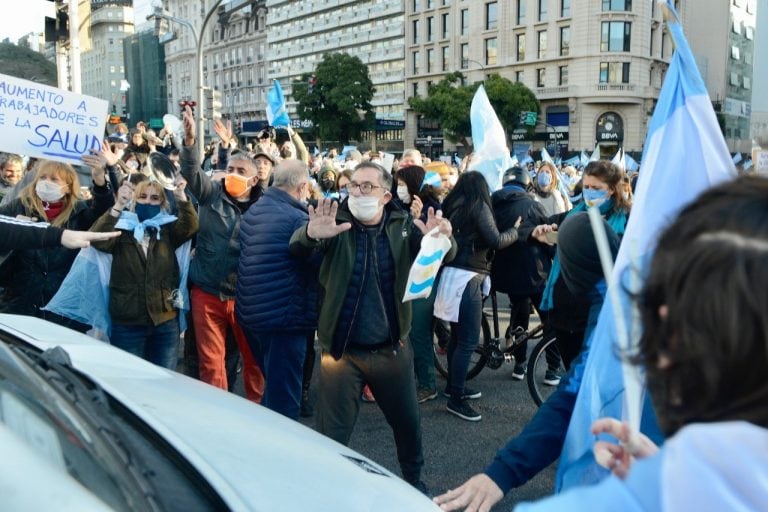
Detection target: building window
<box><xmin>745</xmin><ymin>26</ymin><xmax>754</xmax><ymax>40</ymax></box>
<box><xmin>743</xmin><ymin>76</ymin><xmax>751</xmax><ymax>89</ymax></box>
<box><xmin>413</xmin><ymin>82</ymin><xmax>419</xmax><ymax>98</ymax></box>
<box><xmin>485</xmin><ymin>37</ymin><xmax>498</xmax><ymax>65</ymax></box>
<box><xmin>731</xmin><ymin>46</ymin><xmax>740</xmax><ymax>60</ymax></box>
<box><xmin>427</xmin><ymin>48</ymin><xmax>435</xmax><ymax>72</ymax></box>
<box><xmin>442</xmin><ymin>13</ymin><xmax>450</xmax><ymax>39</ymax></box>
<box><xmin>516</xmin><ymin>70</ymin><xmax>524</xmax><ymax>82</ymax></box>
<box><xmin>427</xmin><ymin>0</ymin><xmax>435</xmax><ymax>7</ymax></box>
<box><xmin>460</xmin><ymin>43</ymin><xmax>469</xmax><ymax>68</ymax></box>
<box><xmin>538</xmin><ymin>30</ymin><xmax>547</xmax><ymax>59</ymax></box>
<box><xmin>461</xmin><ymin>9</ymin><xmax>469</xmax><ymax>35</ymax></box>
<box><xmin>732</xmin><ymin>20</ymin><xmax>742</xmax><ymax>34</ymax></box>
<box><xmin>516</xmin><ymin>0</ymin><xmax>526</xmax><ymax>24</ymax></box>
<box><xmin>537</xmin><ymin>68</ymin><xmax>546</xmax><ymax>87</ymax></box>
<box><xmin>442</xmin><ymin>46</ymin><xmax>450</xmax><ymax>71</ymax></box>
<box><xmin>601</xmin><ymin>21</ymin><xmax>631</xmax><ymax>52</ymax></box>
<box><xmin>486</xmin><ymin>2</ymin><xmax>498</xmax><ymax>30</ymax></box>
<box><xmin>413</xmin><ymin>19</ymin><xmax>420</xmax><ymax>44</ymax></box>
<box><xmin>560</xmin><ymin>26</ymin><xmax>570</xmax><ymax>56</ymax></box>
<box><xmin>729</xmin><ymin>72</ymin><xmax>739</xmax><ymax>86</ymax></box>
<box><xmin>559</xmin><ymin>65</ymin><xmax>568</xmax><ymax>85</ymax></box>
<box><xmin>413</xmin><ymin>0</ymin><xmax>421</xmax><ymax>10</ymax></box>
<box><xmin>110</xmin><ymin>65</ymin><xmax>116</xmax><ymax>73</ymax></box>
<box><xmin>538</xmin><ymin>0</ymin><xmax>548</xmax><ymax>21</ymax></box>
<box><xmin>602</xmin><ymin>0</ymin><xmax>631</xmax><ymax>10</ymax></box>
<box><xmin>599</xmin><ymin>62</ymin><xmax>630</xmax><ymax>83</ymax></box>
<box><xmin>516</xmin><ymin>33</ymin><xmax>526</xmax><ymax>61</ymax></box>
<box><xmin>561</xmin><ymin>0</ymin><xmax>571</xmax><ymax>17</ymax></box>
<box><xmin>427</xmin><ymin>16</ymin><xmax>434</xmax><ymax>41</ymax></box>
<box><xmin>413</xmin><ymin>50</ymin><xmax>421</xmax><ymax>74</ymax></box>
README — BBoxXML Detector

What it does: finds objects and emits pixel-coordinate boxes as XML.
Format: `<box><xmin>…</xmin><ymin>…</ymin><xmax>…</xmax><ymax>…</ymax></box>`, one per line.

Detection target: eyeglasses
<box><xmin>348</xmin><ymin>182</ymin><xmax>384</xmax><ymax>195</ymax></box>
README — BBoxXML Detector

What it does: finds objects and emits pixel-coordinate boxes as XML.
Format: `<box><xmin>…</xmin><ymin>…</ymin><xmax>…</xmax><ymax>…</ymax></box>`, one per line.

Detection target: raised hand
<box><xmin>307</xmin><ymin>198</ymin><xmax>351</xmax><ymax>240</ymax></box>
<box><xmin>591</xmin><ymin>418</ymin><xmax>659</xmax><ymax>479</ymax></box>
<box><xmin>114</xmin><ymin>183</ymin><xmax>134</xmax><ymax>212</ymax></box>
<box><xmin>414</xmin><ymin>207</ymin><xmax>452</xmax><ymax>237</ymax></box>
<box><xmin>410</xmin><ymin>194</ymin><xmax>423</xmax><ymax>219</ymax></box>
<box><xmin>182</xmin><ymin>105</ymin><xmax>195</xmax><ymax>146</ymax></box>
<box><xmin>432</xmin><ymin>473</ymin><xmax>504</xmax><ymax>512</ymax></box>
<box><xmin>213</xmin><ymin>118</ymin><xmax>233</xmax><ymax>147</ymax></box>
<box><xmin>173</xmin><ymin>176</ymin><xmax>188</xmax><ymax>202</ymax></box>
<box><xmin>81</xmin><ymin>150</ymin><xmax>107</xmax><ymax>187</ymax></box>
<box><xmin>100</xmin><ymin>140</ymin><xmax>119</xmax><ymax>167</ymax></box>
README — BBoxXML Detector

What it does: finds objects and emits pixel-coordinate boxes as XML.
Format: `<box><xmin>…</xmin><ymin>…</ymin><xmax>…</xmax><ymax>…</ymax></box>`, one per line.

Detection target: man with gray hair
<box><xmin>180</xmin><ymin>106</ymin><xmax>266</xmax><ymax>403</ymax></box>
<box><xmin>289</xmin><ymin>161</ymin><xmax>455</xmax><ymax>492</ymax></box>
<box><xmin>235</xmin><ymin>160</ymin><xmax>316</xmax><ymax>420</ymax></box>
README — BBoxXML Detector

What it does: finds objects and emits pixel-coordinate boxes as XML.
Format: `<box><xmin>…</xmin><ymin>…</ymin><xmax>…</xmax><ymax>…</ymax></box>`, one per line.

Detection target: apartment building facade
<box><xmin>161</xmin><ymin>0</ymin><xmax>268</xmax><ymax>139</ymax></box>
<box><xmin>689</xmin><ymin>0</ymin><xmax>757</xmax><ymax>153</ymax></box>
<box><xmin>405</xmin><ymin>0</ymin><xmax>688</xmax><ymax>158</ymax></box>
<box><xmin>80</xmin><ymin>3</ymin><xmax>134</xmax><ymax>112</ymax></box>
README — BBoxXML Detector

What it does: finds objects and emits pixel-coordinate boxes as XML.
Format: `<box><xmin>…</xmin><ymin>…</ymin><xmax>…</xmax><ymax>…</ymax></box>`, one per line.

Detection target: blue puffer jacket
<box><xmin>235</xmin><ymin>187</ymin><xmax>318</xmax><ymax>334</ymax></box>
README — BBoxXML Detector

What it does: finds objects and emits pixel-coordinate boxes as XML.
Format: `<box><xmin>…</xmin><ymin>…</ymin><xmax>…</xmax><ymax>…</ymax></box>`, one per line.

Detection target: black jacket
<box><xmin>0</xmin><ymin>186</ymin><xmax>114</xmax><ymax>318</ymax></box>
<box><xmin>444</xmin><ymin>198</ymin><xmax>518</xmax><ymax>274</ymax></box>
<box><xmin>490</xmin><ymin>185</ymin><xmax>554</xmax><ymax>295</ymax></box>
<box><xmin>0</xmin><ymin>215</ymin><xmax>62</xmax><ymax>251</ymax></box>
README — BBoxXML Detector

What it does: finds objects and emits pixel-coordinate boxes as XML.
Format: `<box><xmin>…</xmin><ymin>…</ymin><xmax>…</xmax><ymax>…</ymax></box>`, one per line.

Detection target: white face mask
<box><xmin>397</xmin><ymin>185</ymin><xmax>411</xmax><ymax>204</ymax></box>
<box><xmin>348</xmin><ymin>195</ymin><xmax>382</xmax><ymax>222</ymax></box>
<box><xmin>35</xmin><ymin>180</ymin><xmax>65</xmax><ymax>202</ymax></box>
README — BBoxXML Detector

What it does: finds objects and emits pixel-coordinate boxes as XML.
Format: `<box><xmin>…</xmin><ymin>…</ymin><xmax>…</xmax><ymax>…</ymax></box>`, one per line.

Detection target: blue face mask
<box><xmin>537</xmin><ymin>172</ymin><xmax>552</xmax><ymax>188</ymax></box>
<box><xmin>583</xmin><ymin>188</ymin><xmax>609</xmax><ymax>208</ymax></box>
<box><xmin>135</xmin><ymin>203</ymin><xmax>162</xmax><ymax>222</ymax></box>
<box><xmin>339</xmin><ymin>188</ymin><xmax>349</xmax><ymax>200</ymax></box>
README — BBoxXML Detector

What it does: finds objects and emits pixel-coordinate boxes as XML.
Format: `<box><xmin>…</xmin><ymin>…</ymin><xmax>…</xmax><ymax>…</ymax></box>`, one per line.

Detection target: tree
<box><xmin>291</xmin><ymin>53</ymin><xmax>375</xmax><ymax>147</ymax></box>
<box><xmin>408</xmin><ymin>72</ymin><xmax>539</xmax><ymax>151</ymax></box>
<box><xmin>0</xmin><ymin>42</ymin><xmax>58</xmax><ymax>87</ymax></box>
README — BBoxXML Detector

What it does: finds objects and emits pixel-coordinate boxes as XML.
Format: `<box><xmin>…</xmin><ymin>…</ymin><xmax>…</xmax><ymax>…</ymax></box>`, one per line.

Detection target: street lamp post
<box><xmin>148</xmin><ymin>1</ymin><xmax>225</xmax><ymax>159</ymax></box>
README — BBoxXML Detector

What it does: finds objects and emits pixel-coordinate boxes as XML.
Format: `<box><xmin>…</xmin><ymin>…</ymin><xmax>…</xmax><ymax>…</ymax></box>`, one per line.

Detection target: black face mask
<box><xmin>320</xmin><ymin>178</ymin><xmax>335</xmax><ymax>191</ymax></box>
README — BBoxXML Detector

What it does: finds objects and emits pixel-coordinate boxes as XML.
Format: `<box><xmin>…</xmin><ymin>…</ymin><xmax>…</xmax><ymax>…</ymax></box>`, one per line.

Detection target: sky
<box><xmin>0</xmin><ymin>0</ymin><xmax>154</xmax><ymax>42</ymax></box>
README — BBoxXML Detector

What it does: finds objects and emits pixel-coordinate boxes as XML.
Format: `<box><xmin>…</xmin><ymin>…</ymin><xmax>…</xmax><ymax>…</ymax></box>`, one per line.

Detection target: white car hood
<box><xmin>0</xmin><ymin>315</ymin><xmax>438</xmax><ymax>511</ymax></box>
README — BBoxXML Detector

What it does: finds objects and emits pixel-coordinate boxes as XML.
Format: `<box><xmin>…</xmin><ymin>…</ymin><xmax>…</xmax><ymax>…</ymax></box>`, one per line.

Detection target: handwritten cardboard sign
<box><xmin>0</xmin><ymin>73</ymin><xmax>108</xmax><ymax>165</ymax></box>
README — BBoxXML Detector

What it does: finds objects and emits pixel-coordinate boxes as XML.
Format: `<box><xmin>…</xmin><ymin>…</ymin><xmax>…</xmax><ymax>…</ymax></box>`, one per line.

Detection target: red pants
<box><xmin>191</xmin><ymin>286</ymin><xmax>264</xmax><ymax>403</ymax></box>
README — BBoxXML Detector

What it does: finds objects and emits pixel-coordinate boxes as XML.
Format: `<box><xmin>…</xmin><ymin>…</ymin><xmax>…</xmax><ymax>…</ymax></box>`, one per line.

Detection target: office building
<box><xmin>124</xmin><ymin>28</ymin><xmax>167</xmax><ymax>126</ymax></box>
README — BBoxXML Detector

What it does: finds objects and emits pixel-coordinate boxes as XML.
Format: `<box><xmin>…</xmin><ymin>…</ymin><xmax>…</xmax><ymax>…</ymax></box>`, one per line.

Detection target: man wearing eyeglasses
<box><xmin>290</xmin><ymin>161</ymin><xmax>455</xmax><ymax>493</ymax></box>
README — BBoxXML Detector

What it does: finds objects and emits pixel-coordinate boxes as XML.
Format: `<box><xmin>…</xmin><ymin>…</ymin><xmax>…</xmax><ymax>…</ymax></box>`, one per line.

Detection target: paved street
<box><xmin>297</xmin><ymin>303</ymin><xmax>557</xmax><ymax>510</ymax></box>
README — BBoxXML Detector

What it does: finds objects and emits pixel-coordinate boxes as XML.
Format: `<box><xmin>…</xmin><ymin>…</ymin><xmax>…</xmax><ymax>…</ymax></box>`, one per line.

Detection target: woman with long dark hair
<box><xmin>435</xmin><ymin>171</ymin><xmax>520</xmax><ymax>421</ymax></box>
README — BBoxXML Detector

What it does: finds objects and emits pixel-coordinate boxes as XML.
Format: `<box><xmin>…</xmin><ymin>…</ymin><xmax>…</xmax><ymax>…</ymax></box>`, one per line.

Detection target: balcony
<box><xmin>536</xmin><ymin>86</ymin><xmax>570</xmax><ymax>97</ymax></box>
<box><xmin>596</xmin><ymin>84</ymin><xmax>635</xmax><ymax>92</ymax></box>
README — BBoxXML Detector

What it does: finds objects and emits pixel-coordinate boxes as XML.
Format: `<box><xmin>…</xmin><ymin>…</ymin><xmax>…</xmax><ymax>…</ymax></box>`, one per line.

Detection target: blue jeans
<box><xmin>111</xmin><ymin>320</ymin><xmax>180</xmax><ymax>370</ymax></box>
<box><xmin>447</xmin><ymin>274</ymin><xmax>484</xmax><ymax>401</ymax></box>
<box><xmin>244</xmin><ymin>329</ymin><xmax>307</xmax><ymax>420</ymax></box>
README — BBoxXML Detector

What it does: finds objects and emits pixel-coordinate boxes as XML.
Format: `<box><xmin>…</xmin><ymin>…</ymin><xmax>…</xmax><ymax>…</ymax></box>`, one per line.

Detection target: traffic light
<box><xmin>204</xmin><ymin>88</ymin><xmax>222</xmax><ymax>120</ymax></box>
<box><xmin>308</xmin><ymin>76</ymin><xmax>316</xmax><ymax>94</ymax></box>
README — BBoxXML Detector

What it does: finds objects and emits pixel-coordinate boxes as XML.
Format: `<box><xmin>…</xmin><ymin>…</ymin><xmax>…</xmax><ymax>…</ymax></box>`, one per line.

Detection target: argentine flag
<box><xmin>469</xmin><ymin>85</ymin><xmax>515</xmax><ymax>192</ymax></box>
<box><xmin>554</xmin><ymin>0</ymin><xmax>736</xmax><ymax>492</ymax></box>
<box><xmin>266</xmin><ymin>79</ymin><xmax>290</xmax><ymax>128</ymax></box>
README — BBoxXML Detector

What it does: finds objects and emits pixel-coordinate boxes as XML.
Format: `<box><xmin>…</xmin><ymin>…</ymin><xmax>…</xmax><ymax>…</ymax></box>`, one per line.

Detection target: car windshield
<box><xmin>0</xmin><ymin>335</ymin><xmax>226</xmax><ymax>511</ymax></box>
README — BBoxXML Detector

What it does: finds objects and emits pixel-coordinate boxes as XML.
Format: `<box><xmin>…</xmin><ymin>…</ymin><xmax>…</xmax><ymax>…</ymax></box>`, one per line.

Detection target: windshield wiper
<box><xmin>10</xmin><ymin>344</ymin><xmax>162</xmax><ymax>512</ymax></box>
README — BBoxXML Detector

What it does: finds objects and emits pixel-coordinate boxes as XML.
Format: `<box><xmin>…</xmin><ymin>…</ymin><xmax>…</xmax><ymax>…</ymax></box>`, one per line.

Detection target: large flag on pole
<box><xmin>469</xmin><ymin>85</ymin><xmax>515</xmax><ymax>192</ymax></box>
<box><xmin>266</xmin><ymin>79</ymin><xmax>290</xmax><ymax>128</ymax></box>
<box><xmin>554</xmin><ymin>0</ymin><xmax>736</xmax><ymax>492</ymax></box>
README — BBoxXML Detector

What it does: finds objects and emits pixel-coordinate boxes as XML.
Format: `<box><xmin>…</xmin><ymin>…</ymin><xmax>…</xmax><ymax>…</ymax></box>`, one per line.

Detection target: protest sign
<box><xmin>0</xmin><ymin>73</ymin><xmax>108</xmax><ymax>165</ymax></box>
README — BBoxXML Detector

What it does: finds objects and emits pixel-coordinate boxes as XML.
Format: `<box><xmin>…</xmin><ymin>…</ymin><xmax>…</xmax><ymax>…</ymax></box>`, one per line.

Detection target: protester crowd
<box><xmin>1</xmin><ymin>106</ymin><xmax>765</xmax><ymax>511</ymax></box>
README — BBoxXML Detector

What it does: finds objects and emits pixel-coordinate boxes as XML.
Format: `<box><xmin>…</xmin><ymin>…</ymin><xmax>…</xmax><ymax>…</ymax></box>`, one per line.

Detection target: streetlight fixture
<box><xmin>148</xmin><ymin>2</ymin><xmax>225</xmax><ymax>159</ymax></box>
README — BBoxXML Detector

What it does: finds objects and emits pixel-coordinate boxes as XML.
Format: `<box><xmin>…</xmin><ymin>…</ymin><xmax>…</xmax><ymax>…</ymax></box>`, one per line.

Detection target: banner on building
<box><xmin>0</xmin><ymin>73</ymin><xmax>109</xmax><ymax>165</ymax></box>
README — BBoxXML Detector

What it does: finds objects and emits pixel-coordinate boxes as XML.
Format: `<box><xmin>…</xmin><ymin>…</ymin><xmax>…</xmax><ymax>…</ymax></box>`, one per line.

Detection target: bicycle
<box><xmin>433</xmin><ymin>291</ymin><xmax>565</xmax><ymax>406</ymax></box>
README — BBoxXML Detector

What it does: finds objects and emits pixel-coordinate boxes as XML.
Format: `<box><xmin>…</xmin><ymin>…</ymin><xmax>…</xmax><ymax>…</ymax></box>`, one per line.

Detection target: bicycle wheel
<box><xmin>526</xmin><ymin>336</ymin><xmax>565</xmax><ymax>406</ymax></box>
<box><xmin>433</xmin><ymin>314</ymin><xmax>491</xmax><ymax>381</ymax></box>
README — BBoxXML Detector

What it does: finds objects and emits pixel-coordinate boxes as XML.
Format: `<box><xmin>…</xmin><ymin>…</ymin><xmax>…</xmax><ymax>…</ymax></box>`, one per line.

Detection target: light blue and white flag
<box><xmin>611</xmin><ymin>148</ymin><xmax>626</xmax><ymax>173</ymax></box>
<box><xmin>469</xmin><ymin>85</ymin><xmax>515</xmax><ymax>191</ymax></box>
<box><xmin>744</xmin><ymin>159</ymin><xmax>753</xmax><ymax>171</ymax></box>
<box><xmin>579</xmin><ymin>151</ymin><xmax>591</xmax><ymax>168</ymax></box>
<box><xmin>732</xmin><ymin>152</ymin><xmax>743</xmax><ymax>165</ymax></box>
<box><xmin>266</xmin><ymin>80</ymin><xmax>290</xmax><ymax>128</ymax></box>
<box><xmin>421</xmin><ymin>171</ymin><xmax>442</xmax><ymax>190</ymax></box>
<box><xmin>563</xmin><ymin>155</ymin><xmax>581</xmax><ymax>167</ymax></box>
<box><xmin>589</xmin><ymin>148</ymin><xmax>600</xmax><ymax>162</ymax></box>
<box><xmin>555</xmin><ymin>0</ymin><xmax>736</xmax><ymax>493</ymax></box>
<box><xmin>625</xmin><ymin>153</ymin><xmax>640</xmax><ymax>172</ymax></box>
<box><xmin>540</xmin><ymin>147</ymin><xmax>555</xmax><ymax>164</ymax></box>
